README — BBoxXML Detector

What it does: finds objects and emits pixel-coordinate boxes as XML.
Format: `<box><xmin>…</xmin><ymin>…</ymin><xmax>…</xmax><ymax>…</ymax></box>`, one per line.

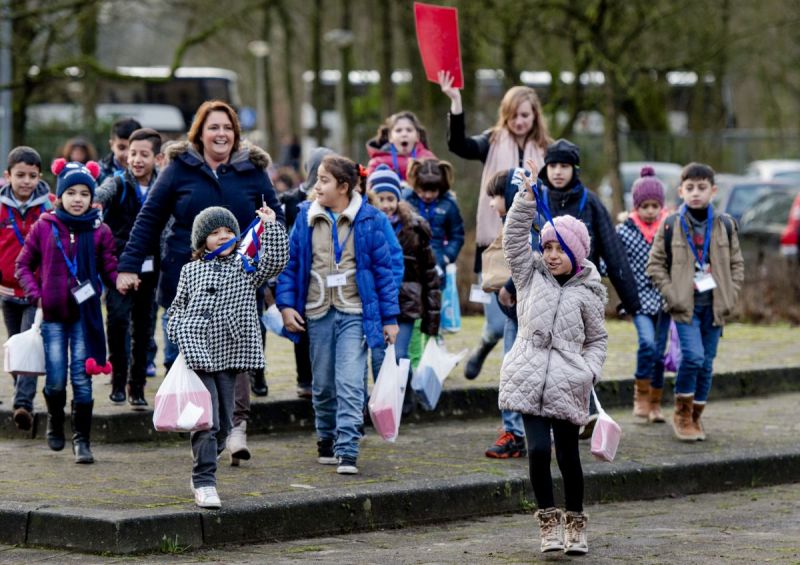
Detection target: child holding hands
<box><xmin>168</xmin><ymin>205</ymin><xmax>288</xmax><ymax>508</ymax></box>
<box><xmin>499</xmin><ymin>161</ymin><xmax>608</xmax><ymax>555</ymax></box>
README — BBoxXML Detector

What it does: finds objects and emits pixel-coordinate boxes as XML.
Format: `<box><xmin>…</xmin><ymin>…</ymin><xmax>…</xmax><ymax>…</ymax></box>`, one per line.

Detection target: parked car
<box><xmin>598</xmin><ymin>161</ymin><xmax>682</xmax><ymax>212</ymax></box>
<box><xmin>744</xmin><ymin>159</ymin><xmax>800</xmax><ymax>181</ymax></box>
<box><xmin>713</xmin><ymin>174</ymin><xmax>798</xmax><ymax>223</ymax></box>
<box><xmin>738</xmin><ymin>186</ymin><xmax>800</xmax><ymax>268</ymax></box>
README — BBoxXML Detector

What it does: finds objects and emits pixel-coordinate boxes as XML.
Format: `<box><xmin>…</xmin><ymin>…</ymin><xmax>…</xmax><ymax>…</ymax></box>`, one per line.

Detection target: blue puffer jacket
<box><xmin>402</xmin><ymin>188</ymin><xmax>465</xmax><ymax>269</ymax></box>
<box><xmin>118</xmin><ymin>141</ymin><xmax>285</xmax><ymax>307</ymax></box>
<box><xmin>275</xmin><ymin>197</ymin><xmax>400</xmax><ymax>349</ymax></box>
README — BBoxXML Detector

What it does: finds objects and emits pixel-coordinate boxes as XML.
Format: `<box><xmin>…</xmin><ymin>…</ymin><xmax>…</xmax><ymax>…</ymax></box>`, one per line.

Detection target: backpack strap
<box><xmin>663</xmin><ymin>212</ymin><xmax>679</xmax><ymax>272</ymax></box>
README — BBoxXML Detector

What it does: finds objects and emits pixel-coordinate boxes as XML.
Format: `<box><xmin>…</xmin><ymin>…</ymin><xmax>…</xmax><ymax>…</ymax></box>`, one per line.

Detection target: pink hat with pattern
<box><xmin>540</xmin><ymin>215</ymin><xmax>591</xmax><ymax>271</ymax></box>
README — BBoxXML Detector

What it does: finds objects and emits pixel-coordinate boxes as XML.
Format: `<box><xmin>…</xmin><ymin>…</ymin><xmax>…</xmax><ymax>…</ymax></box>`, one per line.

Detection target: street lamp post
<box><xmin>324</xmin><ymin>29</ymin><xmax>354</xmax><ymax>154</ymax></box>
<box><xmin>248</xmin><ymin>40</ymin><xmax>270</xmax><ymax>149</ymax></box>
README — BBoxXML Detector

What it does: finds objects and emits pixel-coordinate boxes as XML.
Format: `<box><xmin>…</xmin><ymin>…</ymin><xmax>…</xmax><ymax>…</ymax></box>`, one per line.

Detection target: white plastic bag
<box><xmin>260</xmin><ymin>304</ymin><xmax>285</xmax><ymax>336</ymax></box>
<box><xmin>153</xmin><ymin>353</ymin><xmax>213</xmax><ymax>432</ymax></box>
<box><xmin>368</xmin><ymin>344</ymin><xmax>410</xmax><ymax>442</ymax></box>
<box><xmin>411</xmin><ymin>338</ymin><xmax>468</xmax><ymax>411</ymax></box>
<box><xmin>590</xmin><ymin>389</ymin><xmax>622</xmax><ymax>462</ymax></box>
<box><xmin>3</xmin><ymin>308</ymin><xmax>45</xmax><ymax>376</ymax></box>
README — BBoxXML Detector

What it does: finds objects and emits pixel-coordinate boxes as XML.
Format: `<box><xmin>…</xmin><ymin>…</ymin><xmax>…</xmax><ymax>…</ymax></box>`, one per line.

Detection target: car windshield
<box><xmin>727</xmin><ymin>186</ymin><xmax>774</xmax><ymax>218</ymax></box>
<box><xmin>741</xmin><ymin>192</ymin><xmax>795</xmax><ymax>227</ymax></box>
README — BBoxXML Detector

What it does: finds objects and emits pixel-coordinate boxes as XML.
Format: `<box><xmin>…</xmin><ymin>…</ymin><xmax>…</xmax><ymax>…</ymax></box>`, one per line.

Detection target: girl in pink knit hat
<box><xmin>616</xmin><ymin>166</ymin><xmax>671</xmax><ymax>423</ymax></box>
<box><xmin>497</xmin><ymin>163</ymin><xmax>608</xmax><ymax>556</ymax></box>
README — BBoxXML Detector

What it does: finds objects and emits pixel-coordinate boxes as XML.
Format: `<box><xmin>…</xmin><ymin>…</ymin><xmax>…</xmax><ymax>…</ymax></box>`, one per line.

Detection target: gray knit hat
<box><xmin>191</xmin><ymin>206</ymin><xmax>240</xmax><ymax>251</ymax></box>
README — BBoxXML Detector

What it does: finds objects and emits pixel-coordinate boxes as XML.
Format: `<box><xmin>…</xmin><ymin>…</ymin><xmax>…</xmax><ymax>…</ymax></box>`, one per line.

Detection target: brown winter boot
<box><xmin>692</xmin><ymin>402</ymin><xmax>706</xmax><ymax>441</ymax></box>
<box><xmin>672</xmin><ymin>395</ymin><xmax>700</xmax><ymax>441</ymax></box>
<box><xmin>633</xmin><ymin>378</ymin><xmax>651</xmax><ymax>418</ymax></box>
<box><xmin>563</xmin><ymin>511</ymin><xmax>589</xmax><ymax>555</ymax></box>
<box><xmin>534</xmin><ymin>507</ymin><xmax>564</xmax><ymax>553</ymax></box>
<box><xmin>648</xmin><ymin>387</ymin><xmax>666</xmax><ymax>423</ymax></box>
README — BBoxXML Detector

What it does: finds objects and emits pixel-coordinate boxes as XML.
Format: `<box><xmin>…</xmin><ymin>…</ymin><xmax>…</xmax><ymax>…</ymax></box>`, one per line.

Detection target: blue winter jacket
<box><xmin>118</xmin><ymin>141</ymin><xmax>285</xmax><ymax>307</ymax></box>
<box><xmin>275</xmin><ymin>197</ymin><xmax>401</xmax><ymax>349</ymax></box>
<box><xmin>402</xmin><ymin>188</ymin><xmax>465</xmax><ymax>269</ymax></box>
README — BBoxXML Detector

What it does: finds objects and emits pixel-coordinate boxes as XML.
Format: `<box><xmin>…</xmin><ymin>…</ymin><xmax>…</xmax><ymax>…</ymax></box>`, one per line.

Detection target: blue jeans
<box><xmin>674</xmin><ymin>303</ymin><xmax>722</xmax><ymax>403</ymax></box>
<box><xmin>369</xmin><ymin>321</ymin><xmax>415</xmax><ymax>383</ymax></box>
<box><xmin>632</xmin><ymin>312</ymin><xmax>671</xmax><ymax>389</ymax></box>
<box><xmin>41</xmin><ymin>321</ymin><xmax>92</xmax><ymax>404</ymax></box>
<box><xmin>481</xmin><ymin>291</ymin><xmax>506</xmax><ymax>344</ymax></box>
<box><xmin>161</xmin><ymin>309</ymin><xmax>180</xmax><ymax>368</ymax></box>
<box><xmin>501</xmin><ymin>317</ymin><xmax>525</xmax><ymax>437</ymax></box>
<box><xmin>2</xmin><ymin>298</ymin><xmax>38</xmax><ymax>410</ymax></box>
<box><xmin>191</xmin><ymin>369</ymin><xmax>236</xmax><ymax>488</ymax></box>
<box><xmin>308</xmin><ymin>309</ymin><xmax>368</xmax><ymax>461</ymax></box>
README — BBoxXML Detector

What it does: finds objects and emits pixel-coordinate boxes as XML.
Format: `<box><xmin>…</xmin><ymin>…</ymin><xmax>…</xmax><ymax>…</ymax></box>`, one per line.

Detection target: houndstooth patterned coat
<box><xmin>168</xmin><ymin>222</ymin><xmax>289</xmax><ymax>372</ymax></box>
<box><xmin>616</xmin><ymin>219</ymin><xmax>663</xmax><ymax>316</ymax></box>
<box><xmin>498</xmin><ymin>194</ymin><xmax>608</xmax><ymax>426</ymax></box>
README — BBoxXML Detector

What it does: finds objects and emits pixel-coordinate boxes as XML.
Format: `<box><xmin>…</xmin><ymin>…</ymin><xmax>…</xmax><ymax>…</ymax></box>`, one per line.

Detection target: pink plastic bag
<box><xmin>153</xmin><ymin>354</ymin><xmax>212</xmax><ymax>432</ymax></box>
<box><xmin>368</xmin><ymin>344</ymin><xmax>410</xmax><ymax>442</ymax></box>
<box><xmin>590</xmin><ymin>389</ymin><xmax>622</xmax><ymax>462</ymax></box>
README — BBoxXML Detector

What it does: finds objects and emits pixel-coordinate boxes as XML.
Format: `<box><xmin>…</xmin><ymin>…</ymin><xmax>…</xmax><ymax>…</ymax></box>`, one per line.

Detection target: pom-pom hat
<box><xmin>51</xmin><ymin>158</ymin><xmax>100</xmax><ymax>198</ymax></box>
<box><xmin>368</xmin><ymin>164</ymin><xmax>402</xmax><ymax>200</ymax></box>
<box><xmin>632</xmin><ymin>165</ymin><xmax>665</xmax><ymax>208</ymax></box>
<box><xmin>540</xmin><ymin>214</ymin><xmax>591</xmax><ymax>271</ymax></box>
<box><xmin>191</xmin><ymin>206</ymin><xmax>241</xmax><ymax>251</ymax></box>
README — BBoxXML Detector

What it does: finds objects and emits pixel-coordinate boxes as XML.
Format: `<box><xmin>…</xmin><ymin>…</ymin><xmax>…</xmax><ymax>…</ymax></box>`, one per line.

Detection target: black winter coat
<box><xmin>394</xmin><ymin>205</ymin><xmax>441</xmax><ymax>335</ymax></box>
<box><xmin>118</xmin><ymin>141</ymin><xmax>285</xmax><ymax>307</ymax></box>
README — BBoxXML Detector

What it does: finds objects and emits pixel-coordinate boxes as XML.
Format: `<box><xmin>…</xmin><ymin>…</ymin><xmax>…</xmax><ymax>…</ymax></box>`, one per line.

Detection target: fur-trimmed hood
<box><xmin>163</xmin><ymin>140</ymin><xmax>272</xmax><ymax>170</ymax></box>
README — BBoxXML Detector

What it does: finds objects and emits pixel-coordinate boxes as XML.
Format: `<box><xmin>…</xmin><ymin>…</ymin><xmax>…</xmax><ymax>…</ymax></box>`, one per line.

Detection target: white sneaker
<box><xmin>227</xmin><ymin>421</ymin><xmax>251</xmax><ymax>466</ymax></box>
<box><xmin>191</xmin><ymin>481</ymin><xmax>221</xmax><ymax>509</ymax></box>
<box><xmin>336</xmin><ymin>457</ymin><xmax>358</xmax><ymax>475</ymax></box>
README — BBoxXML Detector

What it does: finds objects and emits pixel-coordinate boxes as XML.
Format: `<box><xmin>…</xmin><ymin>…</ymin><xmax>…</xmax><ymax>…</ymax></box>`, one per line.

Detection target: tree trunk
<box><xmin>261</xmin><ymin>3</ymin><xmax>279</xmax><ymax>155</ymax></box>
<box><xmin>340</xmin><ymin>0</ymin><xmax>354</xmax><ymax>155</ymax></box>
<box><xmin>603</xmin><ymin>72</ymin><xmax>624</xmax><ymax>219</ymax></box>
<box><xmin>277</xmin><ymin>0</ymin><xmax>299</xmax><ymax>140</ymax></box>
<box><xmin>78</xmin><ymin>0</ymin><xmax>99</xmax><ymax>133</ymax></box>
<box><xmin>310</xmin><ymin>0</ymin><xmax>324</xmax><ymax>145</ymax></box>
<box><xmin>378</xmin><ymin>0</ymin><xmax>394</xmax><ymax>118</ymax></box>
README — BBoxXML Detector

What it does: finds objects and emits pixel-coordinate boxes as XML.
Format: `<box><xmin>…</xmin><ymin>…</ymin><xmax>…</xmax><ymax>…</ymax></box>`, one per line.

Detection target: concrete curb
<box><xmin>1</xmin><ymin>445</ymin><xmax>798</xmax><ymax>554</ymax></box>
<box><xmin>2</xmin><ymin>366</ymin><xmax>799</xmax><ymax>442</ymax></box>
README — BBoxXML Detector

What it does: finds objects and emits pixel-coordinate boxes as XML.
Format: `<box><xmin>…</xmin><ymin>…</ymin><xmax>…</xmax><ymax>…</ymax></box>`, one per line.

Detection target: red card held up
<box><xmin>414</xmin><ymin>2</ymin><xmax>463</xmax><ymax>89</ymax></box>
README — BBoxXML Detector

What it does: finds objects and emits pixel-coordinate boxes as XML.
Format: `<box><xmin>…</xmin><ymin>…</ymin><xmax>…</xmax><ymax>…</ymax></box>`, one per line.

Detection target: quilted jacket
<box><xmin>167</xmin><ymin>222</ymin><xmax>289</xmax><ymax>372</ymax></box>
<box><xmin>498</xmin><ymin>193</ymin><xmax>608</xmax><ymax>425</ymax></box>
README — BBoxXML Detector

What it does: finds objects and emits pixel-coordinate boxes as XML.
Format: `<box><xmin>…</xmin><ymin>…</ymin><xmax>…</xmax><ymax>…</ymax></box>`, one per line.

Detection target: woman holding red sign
<box><xmin>439</xmin><ymin>70</ymin><xmax>552</xmax><ymax>459</ymax></box>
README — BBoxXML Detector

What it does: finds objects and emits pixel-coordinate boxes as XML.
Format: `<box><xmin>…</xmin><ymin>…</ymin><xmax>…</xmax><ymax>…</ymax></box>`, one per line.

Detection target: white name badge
<box><xmin>469</xmin><ymin>284</ymin><xmax>492</xmax><ymax>304</ymax></box>
<box><xmin>141</xmin><ymin>256</ymin><xmax>155</xmax><ymax>273</ymax></box>
<box><xmin>694</xmin><ymin>272</ymin><xmax>717</xmax><ymax>293</ymax></box>
<box><xmin>71</xmin><ymin>281</ymin><xmax>97</xmax><ymax>304</ymax></box>
<box><xmin>327</xmin><ymin>272</ymin><xmax>347</xmax><ymax>288</ymax></box>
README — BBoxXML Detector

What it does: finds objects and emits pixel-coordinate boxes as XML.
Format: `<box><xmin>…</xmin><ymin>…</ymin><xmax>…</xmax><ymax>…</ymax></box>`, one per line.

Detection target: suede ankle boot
<box><xmin>648</xmin><ymin>387</ymin><xmax>666</xmax><ymax>423</ymax></box>
<box><xmin>672</xmin><ymin>395</ymin><xmax>700</xmax><ymax>441</ymax></box>
<box><xmin>692</xmin><ymin>402</ymin><xmax>706</xmax><ymax>441</ymax></box>
<box><xmin>633</xmin><ymin>378</ymin><xmax>651</xmax><ymax>418</ymax></box>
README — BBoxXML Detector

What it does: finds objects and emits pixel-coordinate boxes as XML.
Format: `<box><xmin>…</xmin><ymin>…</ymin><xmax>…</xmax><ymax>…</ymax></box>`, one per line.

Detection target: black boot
<box><xmin>109</xmin><ymin>371</ymin><xmax>126</xmax><ymax>404</ymax></box>
<box><xmin>250</xmin><ymin>369</ymin><xmax>268</xmax><ymax>397</ymax></box>
<box><xmin>43</xmin><ymin>390</ymin><xmax>67</xmax><ymax>451</ymax></box>
<box><xmin>71</xmin><ymin>400</ymin><xmax>94</xmax><ymax>464</ymax></box>
<box><xmin>126</xmin><ymin>382</ymin><xmax>148</xmax><ymax>410</ymax></box>
<box><xmin>464</xmin><ymin>338</ymin><xmax>496</xmax><ymax>380</ymax></box>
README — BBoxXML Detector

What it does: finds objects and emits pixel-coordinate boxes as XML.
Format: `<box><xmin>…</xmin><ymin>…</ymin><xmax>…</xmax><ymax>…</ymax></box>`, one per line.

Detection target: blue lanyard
<box><xmin>6</xmin><ymin>204</ymin><xmax>45</xmax><ymax>246</ymax></box>
<box><xmin>532</xmin><ymin>179</ymin><xmax>578</xmax><ymax>270</ymax></box>
<box><xmin>679</xmin><ymin>204</ymin><xmax>713</xmax><ymax>267</ymax></box>
<box><xmin>389</xmin><ymin>144</ymin><xmax>416</xmax><ymax>174</ymax></box>
<box><xmin>51</xmin><ymin>223</ymin><xmax>79</xmax><ymax>282</ymax></box>
<box><xmin>540</xmin><ymin>186</ymin><xmax>587</xmax><ymax>217</ymax></box>
<box><xmin>202</xmin><ymin>237</ymin><xmax>237</xmax><ymax>260</ymax></box>
<box><xmin>202</xmin><ymin>218</ymin><xmax>261</xmax><ymax>273</ymax></box>
<box><xmin>326</xmin><ymin>209</ymin><xmax>354</xmax><ymax>269</ymax></box>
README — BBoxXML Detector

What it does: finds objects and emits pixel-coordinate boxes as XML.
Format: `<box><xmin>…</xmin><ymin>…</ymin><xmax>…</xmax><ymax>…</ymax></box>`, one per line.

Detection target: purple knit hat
<box><xmin>632</xmin><ymin>166</ymin><xmax>665</xmax><ymax>208</ymax></box>
<box><xmin>540</xmin><ymin>215</ymin><xmax>591</xmax><ymax>271</ymax></box>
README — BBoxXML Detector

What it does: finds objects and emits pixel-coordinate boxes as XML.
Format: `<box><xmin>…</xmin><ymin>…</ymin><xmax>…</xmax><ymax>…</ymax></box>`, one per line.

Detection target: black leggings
<box><xmin>522</xmin><ymin>414</ymin><xmax>584</xmax><ymax>512</ymax></box>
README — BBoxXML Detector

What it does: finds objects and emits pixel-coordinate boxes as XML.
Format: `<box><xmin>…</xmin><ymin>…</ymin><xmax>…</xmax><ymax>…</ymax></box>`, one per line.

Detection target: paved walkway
<box><xmin>1</xmin><ymin>483</ymin><xmax>797</xmax><ymax>563</ymax></box>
